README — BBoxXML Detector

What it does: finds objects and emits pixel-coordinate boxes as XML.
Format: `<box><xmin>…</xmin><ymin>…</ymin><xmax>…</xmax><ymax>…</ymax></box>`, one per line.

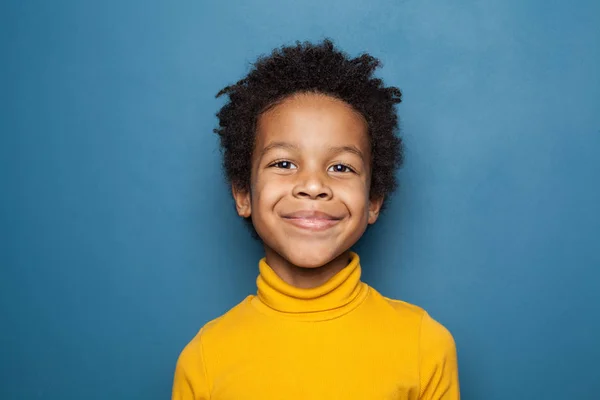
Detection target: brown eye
<box><xmin>328</xmin><ymin>164</ymin><xmax>354</xmax><ymax>173</ymax></box>
<box><xmin>272</xmin><ymin>160</ymin><xmax>297</xmax><ymax>169</ymax></box>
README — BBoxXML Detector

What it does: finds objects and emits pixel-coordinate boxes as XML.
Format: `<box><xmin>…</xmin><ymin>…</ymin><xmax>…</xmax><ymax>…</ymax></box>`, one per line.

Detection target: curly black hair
<box><xmin>214</xmin><ymin>39</ymin><xmax>403</xmax><ymax>234</ymax></box>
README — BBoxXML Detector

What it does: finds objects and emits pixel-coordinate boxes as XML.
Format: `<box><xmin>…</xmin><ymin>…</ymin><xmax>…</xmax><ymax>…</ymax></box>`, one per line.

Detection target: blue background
<box><xmin>1</xmin><ymin>0</ymin><xmax>599</xmax><ymax>399</ymax></box>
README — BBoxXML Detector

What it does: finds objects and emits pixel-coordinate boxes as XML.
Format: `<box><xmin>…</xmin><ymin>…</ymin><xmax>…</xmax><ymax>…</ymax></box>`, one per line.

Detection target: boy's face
<box><xmin>233</xmin><ymin>93</ymin><xmax>383</xmax><ymax>269</ymax></box>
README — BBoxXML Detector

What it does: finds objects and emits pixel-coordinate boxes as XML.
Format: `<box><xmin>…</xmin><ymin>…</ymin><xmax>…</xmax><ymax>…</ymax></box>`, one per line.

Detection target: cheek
<box><xmin>336</xmin><ymin>180</ymin><xmax>370</xmax><ymax>212</ymax></box>
<box><xmin>252</xmin><ymin>174</ymin><xmax>289</xmax><ymax>210</ymax></box>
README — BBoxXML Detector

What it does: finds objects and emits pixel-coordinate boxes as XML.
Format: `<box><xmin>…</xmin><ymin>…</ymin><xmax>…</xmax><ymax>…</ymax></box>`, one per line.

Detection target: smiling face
<box><xmin>233</xmin><ymin>92</ymin><xmax>383</xmax><ymax>274</ymax></box>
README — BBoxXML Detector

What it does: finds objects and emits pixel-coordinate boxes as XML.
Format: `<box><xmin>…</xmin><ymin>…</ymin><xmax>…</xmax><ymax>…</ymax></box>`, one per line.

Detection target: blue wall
<box><xmin>1</xmin><ymin>1</ymin><xmax>599</xmax><ymax>399</ymax></box>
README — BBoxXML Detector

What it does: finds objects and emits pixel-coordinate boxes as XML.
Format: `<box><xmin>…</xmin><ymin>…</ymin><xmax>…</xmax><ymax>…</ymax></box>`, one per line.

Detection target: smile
<box><xmin>281</xmin><ymin>210</ymin><xmax>343</xmax><ymax>232</ymax></box>
<box><xmin>282</xmin><ymin>216</ymin><xmax>341</xmax><ymax>231</ymax></box>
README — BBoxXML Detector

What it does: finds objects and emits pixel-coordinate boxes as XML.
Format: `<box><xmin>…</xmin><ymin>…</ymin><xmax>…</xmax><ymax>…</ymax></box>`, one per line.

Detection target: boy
<box><xmin>172</xmin><ymin>39</ymin><xmax>460</xmax><ymax>399</ymax></box>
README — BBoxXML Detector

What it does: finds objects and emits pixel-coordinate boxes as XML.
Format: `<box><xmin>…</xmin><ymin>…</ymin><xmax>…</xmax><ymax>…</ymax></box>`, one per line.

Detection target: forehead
<box><xmin>255</xmin><ymin>93</ymin><xmax>369</xmax><ymax>149</ymax></box>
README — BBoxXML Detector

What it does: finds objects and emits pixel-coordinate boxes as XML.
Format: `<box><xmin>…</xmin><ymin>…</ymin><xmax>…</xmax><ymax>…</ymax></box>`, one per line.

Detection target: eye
<box><xmin>328</xmin><ymin>163</ymin><xmax>354</xmax><ymax>173</ymax></box>
<box><xmin>270</xmin><ymin>160</ymin><xmax>297</xmax><ymax>169</ymax></box>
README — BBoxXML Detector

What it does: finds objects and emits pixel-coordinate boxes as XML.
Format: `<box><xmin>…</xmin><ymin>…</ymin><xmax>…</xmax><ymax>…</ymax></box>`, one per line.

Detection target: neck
<box><xmin>263</xmin><ymin>247</ymin><xmax>352</xmax><ymax>289</ymax></box>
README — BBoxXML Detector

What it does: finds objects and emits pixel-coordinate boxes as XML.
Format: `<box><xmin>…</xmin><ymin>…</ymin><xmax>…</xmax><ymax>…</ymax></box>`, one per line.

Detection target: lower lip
<box><xmin>283</xmin><ymin>217</ymin><xmax>341</xmax><ymax>231</ymax></box>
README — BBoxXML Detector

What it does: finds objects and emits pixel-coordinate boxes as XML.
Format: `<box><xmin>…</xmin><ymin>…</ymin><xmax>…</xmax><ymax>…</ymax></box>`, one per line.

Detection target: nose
<box><xmin>292</xmin><ymin>169</ymin><xmax>333</xmax><ymax>200</ymax></box>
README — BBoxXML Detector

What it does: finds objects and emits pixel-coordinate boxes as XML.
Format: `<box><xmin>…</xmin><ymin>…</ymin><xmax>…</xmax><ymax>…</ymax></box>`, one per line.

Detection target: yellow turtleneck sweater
<box><xmin>172</xmin><ymin>253</ymin><xmax>460</xmax><ymax>399</ymax></box>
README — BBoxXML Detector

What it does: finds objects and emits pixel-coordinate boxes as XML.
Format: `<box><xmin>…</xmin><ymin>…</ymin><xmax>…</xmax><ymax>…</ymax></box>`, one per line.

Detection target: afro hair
<box><xmin>214</xmin><ymin>39</ymin><xmax>403</xmax><ymax>234</ymax></box>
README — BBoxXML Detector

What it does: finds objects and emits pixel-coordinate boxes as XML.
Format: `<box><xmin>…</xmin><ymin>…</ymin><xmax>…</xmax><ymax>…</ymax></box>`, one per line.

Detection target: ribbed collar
<box><xmin>251</xmin><ymin>252</ymin><xmax>369</xmax><ymax>321</ymax></box>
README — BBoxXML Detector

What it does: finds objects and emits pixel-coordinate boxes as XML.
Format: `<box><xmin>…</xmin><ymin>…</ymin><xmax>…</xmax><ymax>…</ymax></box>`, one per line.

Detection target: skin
<box><xmin>232</xmin><ymin>93</ymin><xmax>383</xmax><ymax>289</ymax></box>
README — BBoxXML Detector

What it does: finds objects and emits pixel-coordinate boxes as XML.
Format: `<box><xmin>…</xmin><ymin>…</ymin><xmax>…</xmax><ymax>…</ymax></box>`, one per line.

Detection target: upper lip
<box><xmin>282</xmin><ymin>210</ymin><xmax>342</xmax><ymax>220</ymax></box>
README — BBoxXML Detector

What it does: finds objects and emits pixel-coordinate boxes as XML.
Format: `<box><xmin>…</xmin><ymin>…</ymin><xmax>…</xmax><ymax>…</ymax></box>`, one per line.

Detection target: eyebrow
<box><xmin>327</xmin><ymin>145</ymin><xmax>365</xmax><ymax>161</ymax></box>
<box><xmin>260</xmin><ymin>142</ymin><xmax>365</xmax><ymax>161</ymax></box>
<box><xmin>260</xmin><ymin>142</ymin><xmax>299</xmax><ymax>158</ymax></box>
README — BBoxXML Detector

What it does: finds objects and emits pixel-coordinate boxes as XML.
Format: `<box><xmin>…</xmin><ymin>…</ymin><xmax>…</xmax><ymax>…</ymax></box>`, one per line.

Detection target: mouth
<box><xmin>281</xmin><ymin>210</ymin><xmax>343</xmax><ymax>232</ymax></box>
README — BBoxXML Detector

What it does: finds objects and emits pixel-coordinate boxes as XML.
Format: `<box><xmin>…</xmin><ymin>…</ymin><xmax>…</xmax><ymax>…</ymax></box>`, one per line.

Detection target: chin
<box><xmin>282</xmin><ymin>244</ymin><xmax>346</xmax><ymax>269</ymax></box>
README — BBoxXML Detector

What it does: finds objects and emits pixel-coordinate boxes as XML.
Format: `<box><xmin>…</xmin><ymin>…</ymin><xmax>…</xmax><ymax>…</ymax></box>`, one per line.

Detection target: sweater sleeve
<box><xmin>418</xmin><ymin>312</ymin><xmax>460</xmax><ymax>400</ymax></box>
<box><xmin>172</xmin><ymin>330</ymin><xmax>211</xmax><ymax>400</ymax></box>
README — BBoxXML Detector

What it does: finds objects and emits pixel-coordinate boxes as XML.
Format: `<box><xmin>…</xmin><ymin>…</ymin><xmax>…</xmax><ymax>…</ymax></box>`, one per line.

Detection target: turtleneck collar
<box><xmin>251</xmin><ymin>252</ymin><xmax>369</xmax><ymax>321</ymax></box>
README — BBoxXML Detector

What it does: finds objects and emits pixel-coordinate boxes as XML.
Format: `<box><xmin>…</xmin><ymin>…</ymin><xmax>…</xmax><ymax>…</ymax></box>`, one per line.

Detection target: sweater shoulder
<box><xmin>383</xmin><ymin>296</ymin><xmax>428</xmax><ymax>318</ymax></box>
<box><xmin>371</xmin><ymin>289</ymin><xmax>455</xmax><ymax>346</ymax></box>
<box><xmin>368</xmin><ymin>288</ymin><xmax>455</xmax><ymax>355</ymax></box>
<box><xmin>195</xmin><ymin>295</ymin><xmax>255</xmax><ymax>337</ymax></box>
<box><xmin>368</xmin><ymin>286</ymin><xmax>427</xmax><ymax>321</ymax></box>
<box><xmin>189</xmin><ymin>295</ymin><xmax>267</xmax><ymax>353</ymax></box>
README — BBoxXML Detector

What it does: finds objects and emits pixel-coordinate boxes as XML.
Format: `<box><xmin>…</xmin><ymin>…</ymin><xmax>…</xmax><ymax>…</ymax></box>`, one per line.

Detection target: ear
<box><xmin>368</xmin><ymin>196</ymin><xmax>384</xmax><ymax>224</ymax></box>
<box><xmin>231</xmin><ymin>184</ymin><xmax>252</xmax><ymax>218</ymax></box>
